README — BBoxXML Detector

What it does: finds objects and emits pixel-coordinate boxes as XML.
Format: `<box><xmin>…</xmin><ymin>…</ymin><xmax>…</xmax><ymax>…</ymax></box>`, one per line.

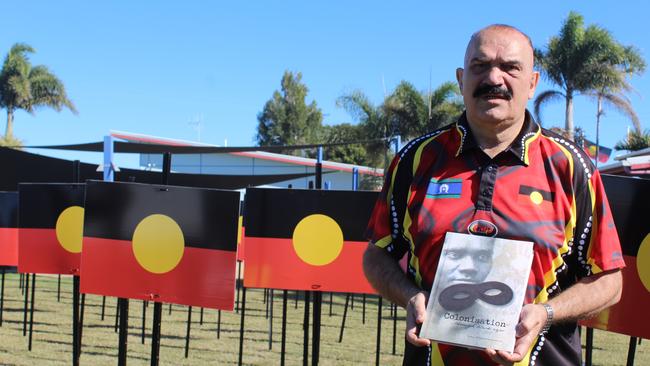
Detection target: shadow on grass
<box><xmin>0</xmin><ymin>319</ymin><xmax>58</xmax><ymax>327</ymax></box>
<box><xmin>81</xmin><ymin>350</ymin><xmax>149</xmax><ymax>361</ymax></box>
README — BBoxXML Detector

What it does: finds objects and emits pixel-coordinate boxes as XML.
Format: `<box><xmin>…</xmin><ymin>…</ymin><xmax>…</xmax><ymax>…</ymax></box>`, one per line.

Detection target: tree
<box><xmin>588</xmin><ymin>43</ymin><xmax>645</xmax><ymax>130</ymax></box>
<box><xmin>0</xmin><ymin>133</ymin><xmax>22</xmax><ymax>147</ymax></box>
<box><xmin>337</xmin><ymin>80</ymin><xmax>463</xmax><ymax>167</ymax></box>
<box><xmin>336</xmin><ymin>89</ymin><xmax>391</xmax><ymax>167</ymax></box>
<box><xmin>615</xmin><ymin>129</ymin><xmax>650</xmax><ymax>151</ymax></box>
<box><xmin>319</xmin><ymin>123</ymin><xmax>373</xmax><ymax>166</ymax></box>
<box><xmin>384</xmin><ymin>81</ymin><xmax>463</xmax><ymax>138</ymax></box>
<box><xmin>588</xmin><ymin>45</ymin><xmax>645</xmax><ymax>165</ymax></box>
<box><xmin>424</xmin><ymin>82</ymin><xmax>464</xmax><ymax>133</ymax></box>
<box><xmin>0</xmin><ymin>43</ymin><xmax>77</xmax><ymax>140</ymax></box>
<box><xmin>534</xmin><ymin>12</ymin><xmax>644</xmax><ymax>139</ymax></box>
<box><xmin>256</xmin><ymin>71</ymin><xmax>323</xmax><ymax>149</ymax></box>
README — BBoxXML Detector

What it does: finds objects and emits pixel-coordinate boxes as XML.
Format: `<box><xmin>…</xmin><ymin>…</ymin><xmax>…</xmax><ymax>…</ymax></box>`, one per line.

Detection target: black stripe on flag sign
<box><xmin>83</xmin><ymin>180</ymin><xmax>240</xmax><ymax>251</ymax></box>
<box><xmin>518</xmin><ymin>185</ymin><xmax>554</xmax><ymax>202</ymax></box>
<box><xmin>243</xmin><ymin>188</ymin><xmax>378</xmax><ymax>241</ymax></box>
<box><xmin>0</xmin><ymin>191</ymin><xmax>18</xmax><ymax>228</ymax></box>
<box><xmin>602</xmin><ymin>174</ymin><xmax>650</xmax><ymax>257</ymax></box>
<box><xmin>18</xmin><ymin>184</ymin><xmax>85</xmax><ymax>228</ymax></box>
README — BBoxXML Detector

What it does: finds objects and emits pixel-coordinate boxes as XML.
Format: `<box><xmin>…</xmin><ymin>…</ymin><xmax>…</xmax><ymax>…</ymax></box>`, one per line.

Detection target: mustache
<box><xmin>473</xmin><ymin>84</ymin><xmax>512</xmax><ymax>100</ymax></box>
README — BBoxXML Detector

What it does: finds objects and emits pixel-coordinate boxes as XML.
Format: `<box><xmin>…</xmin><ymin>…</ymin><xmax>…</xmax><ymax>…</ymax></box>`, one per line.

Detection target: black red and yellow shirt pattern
<box><xmin>366</xmin><ymin>111</ymin><xmax>625</xmax><ymax>366</ymax></box>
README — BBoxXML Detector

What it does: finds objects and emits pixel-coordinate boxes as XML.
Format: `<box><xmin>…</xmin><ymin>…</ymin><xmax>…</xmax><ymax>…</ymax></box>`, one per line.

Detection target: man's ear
<box><xmin>456</xmin><ymin>68</ymin><xmax>464</xmax><ymax>92</ymax></box>
<box><xmin>528</xmin><ymin>71</ymin><xmax>540</xmax><ymax>99</ymax></box>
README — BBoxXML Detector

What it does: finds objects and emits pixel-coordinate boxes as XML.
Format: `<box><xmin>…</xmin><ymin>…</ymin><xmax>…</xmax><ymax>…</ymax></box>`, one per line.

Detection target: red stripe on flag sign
<box><xmin>18</xmin><ymin>228</ymin><xmax>81</xmax><ymax>275</ymax></box>
<box><xmin>580</xmin><ymin>255</ymin><xmax>650</xmax><ymax>339</ymax></box>
<box><xmin>80</xmin><ymin>237</ymin><xmax>237</xmax><ymax>310</ymax></box>
<box><xmin>0</xmin><ymin>228</ymin><xmax>18</xmax><ymax>266</ymax></box>
<box><xmin>243</xmin><ymin>236</ymin><xmax>375</xmax><ymax>294</ymax></box>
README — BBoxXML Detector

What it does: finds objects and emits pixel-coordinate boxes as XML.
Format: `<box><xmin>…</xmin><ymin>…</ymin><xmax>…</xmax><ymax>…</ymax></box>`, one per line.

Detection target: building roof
<box><xmin>599</xmin><ymin>148</ymin><xmax>650</xmax><ymax>176</ymax></box>
<box><xmin>111</xmin><ymin>130</ymin><xmax>384</xmax><ymax>176</ymax></box>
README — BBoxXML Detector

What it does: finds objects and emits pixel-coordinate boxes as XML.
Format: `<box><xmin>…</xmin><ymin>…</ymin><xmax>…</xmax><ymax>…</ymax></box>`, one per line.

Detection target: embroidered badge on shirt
<box><xmin>426</xmin><ymin>179</ymin><xmax>462</xmax><ymax>199</ymax></box>
<box><xmin>467</xmin><ymin>220</ymin><xmax>498</xmax><ymax>237</ymax></box>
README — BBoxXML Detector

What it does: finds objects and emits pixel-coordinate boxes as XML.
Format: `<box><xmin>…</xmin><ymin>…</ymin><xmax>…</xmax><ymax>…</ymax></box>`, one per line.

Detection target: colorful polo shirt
<box><xmin>366</xmin><ymin>111</ymin><xmax>625</xmax><ymax>366</ymax></box>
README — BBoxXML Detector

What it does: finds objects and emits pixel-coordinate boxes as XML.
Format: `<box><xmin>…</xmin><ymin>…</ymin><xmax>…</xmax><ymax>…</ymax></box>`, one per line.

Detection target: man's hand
<box><xmin>406</xmin><ymin>291</ymin><xmax>431</xmax><ymax>347</ymax></box>
<box><xmin>363</xmin><ymin>244</ymin><xmax>432</xmax><ymax>347</ymax></box>
<box><xmin>485</xmin><ymin>303</ymin><xmax>547</xmax><ymax>365</ymax></box>
<box><xmin>486</xmin><ymin>269</ymin><xmax>622</xmax><ymax>365</ymax></box>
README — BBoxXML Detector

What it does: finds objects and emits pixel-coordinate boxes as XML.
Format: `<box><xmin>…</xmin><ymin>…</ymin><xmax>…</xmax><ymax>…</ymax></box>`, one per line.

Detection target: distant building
<box><xmin>599</xmin><ymin>147</ymin><xmax>650</xmax><ymax>179</ymax></box>
<box><xmin>112</xmin><ymin>131</ymin><xmax>384</xmax><ymax>190</ymax></box>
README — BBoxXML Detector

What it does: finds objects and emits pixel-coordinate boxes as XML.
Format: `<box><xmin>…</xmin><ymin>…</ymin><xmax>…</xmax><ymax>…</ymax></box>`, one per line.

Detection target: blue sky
<box><xmin>2</xmin><ymin>1</ymin><xmax>648</xmax><ymax>167</ymax></box>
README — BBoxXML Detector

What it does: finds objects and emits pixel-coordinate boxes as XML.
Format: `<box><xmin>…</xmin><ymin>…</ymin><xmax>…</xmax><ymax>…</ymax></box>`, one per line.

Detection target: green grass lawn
<box><xmin>0</xmin><ymin>272</ymin><xmax>647</xmax><ymax>365</ymax></box>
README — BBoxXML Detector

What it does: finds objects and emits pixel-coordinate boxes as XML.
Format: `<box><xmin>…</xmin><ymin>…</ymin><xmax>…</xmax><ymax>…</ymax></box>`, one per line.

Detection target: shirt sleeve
<box><xmin>574</xmin><ymin>170</ymin><xmax>626</xmax><ymax>278</ymax></box>
<box><xmin>365</xmin><ymin>154</ymin><xmax>410</xmax><ymax>261</ymax></box>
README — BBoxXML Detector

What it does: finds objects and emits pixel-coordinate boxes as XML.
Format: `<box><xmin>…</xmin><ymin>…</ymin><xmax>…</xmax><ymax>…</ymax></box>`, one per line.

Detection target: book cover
<box><xmin>419</xmin><ymin>232</ymin><xmax>534</xmax><ymax>352</ymax></box>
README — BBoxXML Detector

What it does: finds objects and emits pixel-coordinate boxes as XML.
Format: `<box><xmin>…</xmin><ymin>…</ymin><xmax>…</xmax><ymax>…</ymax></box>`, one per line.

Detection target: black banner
<box><xmin>84</xmin><ymin>181</ymin><xmax>240</xmax><ymax>251</ymax></box>
<box><xmin>602</xmin><ymin>174</ymin><xmax>650</xmax><ymax>256</ymax></box>
<box><xmin>243</xmin><ymin>188</ymin><xmax>378</xmax><ymax>241</ymax></box>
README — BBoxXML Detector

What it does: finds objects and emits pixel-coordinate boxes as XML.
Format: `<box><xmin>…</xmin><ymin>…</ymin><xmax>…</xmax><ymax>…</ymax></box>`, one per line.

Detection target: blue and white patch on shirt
<box><xmin>426</xmin><ymin>179</ymin><xmax>462</xmax><ymax>199</ymax></box>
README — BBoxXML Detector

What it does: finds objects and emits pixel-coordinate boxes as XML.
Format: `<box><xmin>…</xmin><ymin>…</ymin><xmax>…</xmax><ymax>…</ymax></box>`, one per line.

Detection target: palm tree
<box><xmin>0</xmin><ymin>43</ymin><xmax>77</xmax><ymax>140</ymax></box>
<box><xmin>534</xmin><ymin>12</ymin><xmax>644</xmax><ymax>139</ymax></box>
<box><xmin>384</xmin><ymin>81</ymin><xmax>463</xmax><ymax>138</ymax></box>
<box><xmin>337</xmin><ymin>81</ymin><xmax>462</xmax><ymax>143</ymax></box>
<box><xmin>336</xmin><ymin>90</ymin><xmax>391</xmax><ymax>167</ymax></box>
<box><xmin>615</xmin><ymin>129</ymin><xmax>650</xmax><ymax>151</ymax></box>
<box><xmin>589</xmin><ymin>46</ymin><xmax>645</xmax><ymax>166</ymax></box>
<box><xmin>337</xmin><ymin>81</ymin><xmax>462</xmax><ymax>168</ymax></box>
<box><xmin>589</xmin><ymin>89</ymin><xmax>641</xmax><ymax>166</ymax></box>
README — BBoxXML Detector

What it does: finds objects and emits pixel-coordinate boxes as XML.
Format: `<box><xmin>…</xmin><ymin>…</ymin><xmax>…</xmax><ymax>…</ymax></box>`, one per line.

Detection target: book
<box><xmin>419</xmin><ymin>232</ymin><xmax>534</xmax><ymax>352</ymax></box>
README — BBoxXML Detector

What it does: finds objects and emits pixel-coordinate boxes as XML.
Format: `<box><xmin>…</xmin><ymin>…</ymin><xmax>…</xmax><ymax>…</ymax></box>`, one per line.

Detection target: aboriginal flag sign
<box><xmin>243</xmin><ymin>188</ymin><xmax>377</xmax><ymax>294</ymax></box>
<box><xmin>18</xmin><ymin>184</ymin><xmax>85</xmax><ymax>274</ymax></box>
<box><xmin>582</xmin><ymin>138</ymin><xmax>612</xmax><ymax>163</ymax></box>
<box><xmin>80</xmin><ymin>181</ymin><xmax>240</xmax><ymax>310</ymax></box>
<box><xmin>0</xmin><ymin>192</ymin><xmax>18</xmax><ymax>266</ymax></box>
<box><xmin>580</xmin><ymin>174</ymin><xmax>650</xmax><ymax>338</ymax></box>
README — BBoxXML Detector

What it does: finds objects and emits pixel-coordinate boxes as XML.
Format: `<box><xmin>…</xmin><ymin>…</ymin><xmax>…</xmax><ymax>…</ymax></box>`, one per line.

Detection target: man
<box><xmin>363</xmin><ymin>24</ymin><xmax>624</xmax><ymax>366</ymax></box>
<box><xmin>438</xmin><ymin>236</ymin><xmax>494</xmax><ymax>290</ymax></box>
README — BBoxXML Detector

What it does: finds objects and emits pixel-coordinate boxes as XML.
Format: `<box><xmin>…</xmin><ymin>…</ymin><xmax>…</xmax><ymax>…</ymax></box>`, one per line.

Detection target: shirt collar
<box><xmin>455</xmin><ymin>110</ymin><xmax>541</xmax><ymax>166</ymax></box>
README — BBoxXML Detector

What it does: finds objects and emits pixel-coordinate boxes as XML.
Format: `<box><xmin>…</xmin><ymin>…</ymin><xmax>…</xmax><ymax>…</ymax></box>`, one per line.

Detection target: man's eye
<box><xmin>447</xmin><ymin>251</ymin><xmax>460</xmax><ymax>259</ymax></box>
<box><xmin>478</xmin><ymin>254</ymin><xmax>490</xmax><ymax>262</ymax></box>
<box><xmin>472</xmin><ymin>63</ymin><xmax>488</xmax><ymax>72</ymax></box>
<box><xmin>502</xmin><ymin>64</ymin><xmax>520</xmax><ymax>73</ymax></box>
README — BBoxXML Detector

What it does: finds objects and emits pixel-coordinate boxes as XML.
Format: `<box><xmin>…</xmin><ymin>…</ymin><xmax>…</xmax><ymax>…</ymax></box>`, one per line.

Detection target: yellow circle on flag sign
<box><xmin>529</xmin><ymin>191</ymin><xmax>544</xmax><ymax>205</ymax></box>
<box><xmin>637</xmin><ymin>233</ymin><xmax>650</xmax><ymax>292</ymax></box>
<box><xmin>132</xmin><ymin>214</ymin><xmax>185</xmax><ymax>274</ymax></box>
<box><xmin>292</xmin><ymin>214</ymin><xmax>343</xmax><ymax>266</ymax></box>
<box><xmin>55</xmin><ymin>206</ymin><xmax>85</xmax><ymax>253</ymax></box>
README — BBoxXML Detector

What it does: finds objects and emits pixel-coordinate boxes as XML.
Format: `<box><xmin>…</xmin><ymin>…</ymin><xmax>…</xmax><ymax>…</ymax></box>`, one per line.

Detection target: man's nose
<box><xmin>485</xmin><ymin>66</ymin><xmax>504</xmax><ymax>86</ymax></box>
<box><xmin>458</xmin><ymin>256</ymin><xmax>478</xmax><ymax>273</ymax></box>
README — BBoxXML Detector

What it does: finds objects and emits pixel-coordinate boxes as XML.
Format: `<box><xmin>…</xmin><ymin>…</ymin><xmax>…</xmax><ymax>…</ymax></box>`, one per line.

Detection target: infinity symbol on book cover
<box><xmin>438</xmin><ymin>281</ymin><xmax>513</xmax><ymax>311</ymax></box>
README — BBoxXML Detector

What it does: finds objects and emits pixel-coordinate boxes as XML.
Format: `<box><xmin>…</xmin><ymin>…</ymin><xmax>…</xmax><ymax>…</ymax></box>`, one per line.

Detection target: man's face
<box><xmin>456</xmin><ymin>28</ymin><xmax>539</xmax><ymax>126</ymax></box>
<box><xmin>439</xmin><ymin>239</ymin><xmax>494</xmax><ymax>288</ymax></box>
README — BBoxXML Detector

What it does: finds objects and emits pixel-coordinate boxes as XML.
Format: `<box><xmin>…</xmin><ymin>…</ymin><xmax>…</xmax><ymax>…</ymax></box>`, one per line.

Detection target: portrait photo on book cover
<box><xmin>437</xmin><ymin>237</ymin><xmax>513</xmax><ymax>312</ymax></box>
<box><xmin>420</xmin><ymin>232</ymin><xmax>533</xmax><ymax>351</ymax></box>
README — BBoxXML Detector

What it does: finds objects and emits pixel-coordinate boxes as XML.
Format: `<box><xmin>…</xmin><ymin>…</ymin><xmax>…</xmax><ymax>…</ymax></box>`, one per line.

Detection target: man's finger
<box><xmin>405</xmin><ymin>292</ymin><xmax>431</xmax><ymax>347</ymax></box>
<box><xmin>485</xmin><ymin>348</ymin><xmax>514</xmax><ymax>366</ymax></box>
<box><xmin>406</xmin><ymin>325</ymin><xmax>431</xmax><ymax>347</ymax></box>
<box><xmin>414</xmin><ymin>294</ymin><xmax>427</xmax><ymax>323</ymax></box>
<box><xmin>495</xmin><ymin>350</ymin><xmax>517</xmax><ymax>365</ymax></box>
<box><xmin>511</xmin><ymin>333</ymin><xmax>536</xmax><ymax>360</ymax></box>
<box><xmin>516</xmin><ymin>304</ymin><xmax>545</xmax><ymax>337</ymax></box>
